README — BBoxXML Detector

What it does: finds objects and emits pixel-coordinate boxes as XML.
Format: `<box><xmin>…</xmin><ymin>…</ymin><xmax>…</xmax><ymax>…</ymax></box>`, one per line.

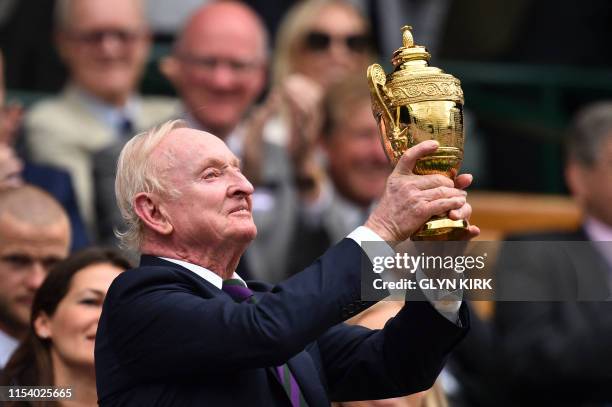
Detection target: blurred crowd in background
<box><xmin>1</xmin><ymin>0</ymin><xmax>612</xmax><ymax>406</ymax></box>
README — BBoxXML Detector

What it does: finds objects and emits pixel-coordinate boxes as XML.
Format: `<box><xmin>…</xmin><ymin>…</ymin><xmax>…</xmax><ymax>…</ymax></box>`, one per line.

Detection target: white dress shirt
<box><xmin>0</xmin><ymin>328</ymin><xmax>19</xmax><ymax>369</ymax></box>
<box><xmin>159</xmin><ymin>257</ymin><xmax>244</xmax><ymax>289</ymax></box>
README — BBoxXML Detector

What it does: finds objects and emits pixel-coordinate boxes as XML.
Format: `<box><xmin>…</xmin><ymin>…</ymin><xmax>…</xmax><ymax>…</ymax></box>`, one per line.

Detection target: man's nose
<box><xmin>99</xmin><ymin>34</ymin><xmax>123</xmax><ymax>57</ymax></box>
<box><xmin>24</xmin><ymin>262</ymin><xmax>47</xmax><ymax>291</ymax></box>
<box><xmin>368</xmin><ymin>133</ymin><xmax>388</xmax><ymax>163</ymax></box>
<box><xmin>209</xmin><ymin>64</ymin><xmax>237</xmax><ymax>90</ymax></box>
<box><xmin>228</xmin><ymin>169</ymin><xmax>254</xmax><ymax>196</ymax></box>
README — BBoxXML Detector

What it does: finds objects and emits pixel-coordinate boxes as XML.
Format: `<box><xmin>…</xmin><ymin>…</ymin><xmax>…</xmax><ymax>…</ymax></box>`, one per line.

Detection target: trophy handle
<box><xmin>367</xmin><ymin>64</ymin><xmax>394</xmax><ymax>125</ymax></box>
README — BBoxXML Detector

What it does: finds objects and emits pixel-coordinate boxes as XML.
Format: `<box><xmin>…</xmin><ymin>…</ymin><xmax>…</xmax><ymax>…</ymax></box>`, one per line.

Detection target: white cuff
<box><xmin>348</xmin><ymin>226</ymin><xmax>461</xmax><ymax>323</ymax></box>
<box><xmin>416</xmin><ymin>267</ymin><xmax>462</xmax><ymax>322</ymax></box>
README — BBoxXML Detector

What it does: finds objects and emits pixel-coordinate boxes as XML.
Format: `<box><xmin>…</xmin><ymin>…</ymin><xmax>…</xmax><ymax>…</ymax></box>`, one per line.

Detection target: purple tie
<box><xmin>222</xmin><ymin>279</ymin><xmax>307</xmax><ymax>407</ymax></box>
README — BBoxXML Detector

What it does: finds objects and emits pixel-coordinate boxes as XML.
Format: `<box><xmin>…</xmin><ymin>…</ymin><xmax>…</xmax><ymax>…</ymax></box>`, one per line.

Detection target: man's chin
<box><xmin>193</xmin><ymin>111</ymin><xmax>241</xmax><ymax>133</ymax></box>
<box><xmin>79</xmin><ymin>73</ymin><xmax>136</xmax><ymax>97</ymax></box>
<box><xmin>0</xmin><ymin>308</ymin><xmax>30</xmax><ymax>333</ymax></box>
<box><xmin>229</xmin><ymin>226</ymin><xmax>257</xmax><ymax>243</ymax></box>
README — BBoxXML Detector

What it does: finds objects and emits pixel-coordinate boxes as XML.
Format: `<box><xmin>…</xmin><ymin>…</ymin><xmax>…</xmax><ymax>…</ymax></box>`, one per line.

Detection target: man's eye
<box><xmin>203</xmin><ymin>170</ymin><xmax>220</xmax><ymax>179</ymax></box>
<box><xmin>1</xmin><ymin>255</ymin><xmax>32</xmax><ymax>268</ymax></box>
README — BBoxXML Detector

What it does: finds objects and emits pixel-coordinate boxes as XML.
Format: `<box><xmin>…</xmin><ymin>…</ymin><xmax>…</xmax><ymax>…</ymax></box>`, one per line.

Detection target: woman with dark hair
<box><xmin>1</xmin><ymin>247</ymin><xmax>131</xmax><ymax>406</ymax></box>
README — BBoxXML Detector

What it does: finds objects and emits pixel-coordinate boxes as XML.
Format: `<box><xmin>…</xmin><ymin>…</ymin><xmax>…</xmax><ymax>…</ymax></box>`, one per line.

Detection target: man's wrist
<box><xmin>364</xmin><ymin>217</ymin><xmax>397</xmax><ymax>243</ymax></box>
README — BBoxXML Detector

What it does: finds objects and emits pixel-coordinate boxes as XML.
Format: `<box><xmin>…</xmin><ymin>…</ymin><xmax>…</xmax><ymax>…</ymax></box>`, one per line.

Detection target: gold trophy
<box><xmin>367</xmin><ymin>25</ymin><xmax>468</xmax><ymax>240</ymax></box>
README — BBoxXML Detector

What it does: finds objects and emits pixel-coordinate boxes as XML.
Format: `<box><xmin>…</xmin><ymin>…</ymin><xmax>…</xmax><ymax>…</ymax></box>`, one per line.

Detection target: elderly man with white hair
<box><xmin>95</xmin><ymin>120</ymin><xmax>478</xmax><ymax>406</ymax></box>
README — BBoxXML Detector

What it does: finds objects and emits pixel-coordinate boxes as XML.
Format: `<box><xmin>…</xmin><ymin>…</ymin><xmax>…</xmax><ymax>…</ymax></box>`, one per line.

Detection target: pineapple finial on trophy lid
<box><xmin>401</xmin><ymin>25</ymin><xmax>414</xmax><ymax>48</ymax></box>
<box><xmin>392</xmin><ymin>25</ymin><xmax>431</xmax><ymax>69</ymax></box>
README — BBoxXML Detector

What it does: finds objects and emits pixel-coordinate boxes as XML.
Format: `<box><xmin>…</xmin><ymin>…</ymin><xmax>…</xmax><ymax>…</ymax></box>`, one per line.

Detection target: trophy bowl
<box><xmin>367</xmin><ymin>26</ymin><xmax>468</xmax><ymax>240</ymax></box>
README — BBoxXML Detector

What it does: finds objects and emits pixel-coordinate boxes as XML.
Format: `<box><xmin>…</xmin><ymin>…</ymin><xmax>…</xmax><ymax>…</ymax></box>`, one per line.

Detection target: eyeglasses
<box><xmin>67</xmin><ymin>29</ymin><xmax>146</xmax><ymax>46</ymax></box>
<box><xmin>176</xmin><ymin>54</ymin><xmax>262</xmax><ymax>76</ymax></box>
<box><xmin>304</xmin><ymin>31</ymin><xmax>370</xmax><ymax>53</ymax></box>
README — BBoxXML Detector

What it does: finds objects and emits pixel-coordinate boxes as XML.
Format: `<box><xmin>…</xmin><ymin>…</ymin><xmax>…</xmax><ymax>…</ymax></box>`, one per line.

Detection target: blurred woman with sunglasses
<box><xmin>242</xmin><ymin>0</ymin><xmax>375</xmax><ymax>203</ymax></box>
<box><xmin>1</xmin><ymin>248</ymin><xmax>130</xmax><ymax>406</ymax></box>
<box><xmin>273</xmin><ymin>0</ymin><xmax>374</xmax><ymax>89</ymax></box>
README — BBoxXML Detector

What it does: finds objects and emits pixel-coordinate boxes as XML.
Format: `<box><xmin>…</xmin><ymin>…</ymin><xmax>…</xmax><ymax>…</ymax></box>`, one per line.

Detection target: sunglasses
<box><xmin>304</xmin><ymin>31</ymin><xmax>370</xmax><ymax>53</ymax></box>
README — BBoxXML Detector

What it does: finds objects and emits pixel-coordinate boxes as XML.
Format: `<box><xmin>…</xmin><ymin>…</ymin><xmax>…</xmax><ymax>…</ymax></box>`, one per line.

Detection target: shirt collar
<box><xmin>583</xmin><ymin>216</ymin><xmax>612</xmax><ymax>271</ymax></box>
<box><xmin>0</xmin><ymin>329</ymin><xmax>19</xmax><ymax>369</ymax></box>
<box><xmin>72</xmin><ymin>84</ymin><xmax>141</xmax><ymax>135</ymax></box>
<box><xmin>159</xmin><ymin>257</ymin><xmax>244</xmax><ymax>289</ymax></box>
<box><xmin>584</xmin><ymin>216</ymin><xmax>612</xmax><ymax>242</ymax></box>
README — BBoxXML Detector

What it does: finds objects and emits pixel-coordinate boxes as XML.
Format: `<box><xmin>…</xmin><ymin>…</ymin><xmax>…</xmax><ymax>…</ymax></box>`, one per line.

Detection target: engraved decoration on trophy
<box><xmin>367</xmin><ymin>25</ymin><xmax>468</xmax><ymax>240</ymax></box>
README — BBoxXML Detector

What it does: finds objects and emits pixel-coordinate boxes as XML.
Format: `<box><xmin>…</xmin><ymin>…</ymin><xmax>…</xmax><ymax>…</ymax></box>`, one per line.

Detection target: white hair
<box><xmin>115</xmin><ymin>119</ymin><xmax>186</xmax><ymax>251</ymax></box>
<box><xmin>54</xmin><ymin>0</ymin><xmax>145</xmax><ymax>30</ymax></box>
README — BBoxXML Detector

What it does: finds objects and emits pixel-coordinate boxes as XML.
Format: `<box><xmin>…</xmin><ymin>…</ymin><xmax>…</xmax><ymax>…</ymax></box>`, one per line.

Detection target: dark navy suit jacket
<box><xmin>95</xmin><ymin>239</ymin><xmax>469</xmax><ymax>406</ymax></box>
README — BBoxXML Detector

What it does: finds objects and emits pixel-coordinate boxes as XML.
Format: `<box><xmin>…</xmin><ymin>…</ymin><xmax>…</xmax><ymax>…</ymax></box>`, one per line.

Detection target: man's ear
<box><xmin>33</xmin><ymin>312</ymin><xmax>52</xmax><ymax>340</ymax></box>
<box><xmin>160</xmin><ymin>56</ymin><xmax>180</xmax><ymax>85</ymax></box>
<box><xmin>54</xmin><ymin>30</ymin><xmax>71</xmax><ymax>63</ymax></box>
<box><xmin>133</xmin><ymin>192</ymin><xmax>173</xmax><ymax>236</ymax></box>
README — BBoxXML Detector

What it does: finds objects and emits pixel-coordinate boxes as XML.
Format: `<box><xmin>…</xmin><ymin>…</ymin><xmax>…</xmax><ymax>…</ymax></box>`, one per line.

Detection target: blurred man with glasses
<box><xmin>0</xmin><ymin>185</ymin><xmax>70</xmax><ymax>374</ymax></box>
<box><xmin>24</xmin><ymin>0</ymin><xmax>176</xmax><ymax>238</ymax></box>
<box><xmin>160</xmin><ymin>2</ymin><xmax>267</xmax><ymax>143</ymax></box>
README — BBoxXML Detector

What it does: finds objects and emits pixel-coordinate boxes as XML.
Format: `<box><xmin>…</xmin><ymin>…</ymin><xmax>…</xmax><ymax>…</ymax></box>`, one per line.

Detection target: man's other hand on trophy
<box><xmin>366</xmin><ymin>140</ymin><xmax>480</xmax><ymax>243</ymax></box>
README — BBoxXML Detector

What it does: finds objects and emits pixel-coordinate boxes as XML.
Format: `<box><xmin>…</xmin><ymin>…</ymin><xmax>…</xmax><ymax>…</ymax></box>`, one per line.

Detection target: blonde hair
<box><xmin>114</xmin><ymin>120</ymin><xmax>187</xmax><ymax>251</ymax></box>
<box><xmin>272</xmin><ymin>0</ymin><xmax>372</xmax><ymax>87</ymax></box>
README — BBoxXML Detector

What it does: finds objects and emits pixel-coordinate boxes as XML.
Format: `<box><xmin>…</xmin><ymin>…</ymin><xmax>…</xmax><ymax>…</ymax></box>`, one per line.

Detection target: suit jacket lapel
<box><xmin>561</xmin><ymin>228</ymin><xmax>612</xmax><ymax>300</ymax></box>
<box><xmin>567</xmin><ymin>242</ymin><xmax>610</xmax><ymax>300</ymax></box>
<box><xmin>286</xmin><ymin>351</ymin><xmax>329</xmax><ymax>407</ymax></box>
<box><xmin>250</xmin><ymin>289</ymin><xmax>329</xmax><ymax>407</ymax></box>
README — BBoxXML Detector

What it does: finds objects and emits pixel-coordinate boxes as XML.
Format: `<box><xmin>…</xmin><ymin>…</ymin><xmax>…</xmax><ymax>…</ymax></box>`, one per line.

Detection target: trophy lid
<box><xmin>368</xmin><ymin>24</ymin><xmax>463</xmax><ymax>108</ymax></box>
<box><xmin>391</xmin><ymin>26</ymin><xmax>431</xmax><ymax>68</ymax></box>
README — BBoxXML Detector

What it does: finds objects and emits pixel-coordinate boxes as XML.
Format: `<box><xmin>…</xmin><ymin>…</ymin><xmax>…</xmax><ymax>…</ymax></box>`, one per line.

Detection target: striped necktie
<box><xmin>222</xmin><ymin>279</ymin><xmax>308</xmax><ymax>407</ymax></box>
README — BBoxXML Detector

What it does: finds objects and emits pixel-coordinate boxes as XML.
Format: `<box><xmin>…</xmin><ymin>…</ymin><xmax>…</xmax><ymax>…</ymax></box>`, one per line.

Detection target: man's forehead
<box><xmin>70</xmin><ymin>0</ymin><xmax>145</xmax><ymax>29</ymax></box>
<box><xmin>0</xmin><ymin>214</ymin><xmax>70</xmax><ymax>255</ymax></box>
<box><xmin>155</xmin><ymin>128</ymin><xmax>235</xmax><ymax>166</ymax></box>
<box><xmin>162</xmin><ymin>127</ymin><xmax>224</xmax><ymax>149</ymax></box>
<box><xmin>179</xmin><ymin>5</ymin><xmax>265</xmax><ymax>58</ymax></box>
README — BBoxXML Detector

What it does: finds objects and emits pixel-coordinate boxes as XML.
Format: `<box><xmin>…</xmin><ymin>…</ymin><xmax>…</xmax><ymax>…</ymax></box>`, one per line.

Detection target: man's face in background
<box><xmin>161</xmin><ymin>3</ymin><xmax>267</xmax><ymax>138</ymax></box>
<box><xmin>56</xmin><ymin>0</ymin><xmax>150</xmax><ymax>105</ymax></box>
<box><xmin>0</xmin><ymin>214</ymin><xmax>69</xmax><ymax>337</ymax></box>
<box><xmin>325</xmin><ymin>99</ymin><xmax>391</xmax><ymax>207</ymax></box>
